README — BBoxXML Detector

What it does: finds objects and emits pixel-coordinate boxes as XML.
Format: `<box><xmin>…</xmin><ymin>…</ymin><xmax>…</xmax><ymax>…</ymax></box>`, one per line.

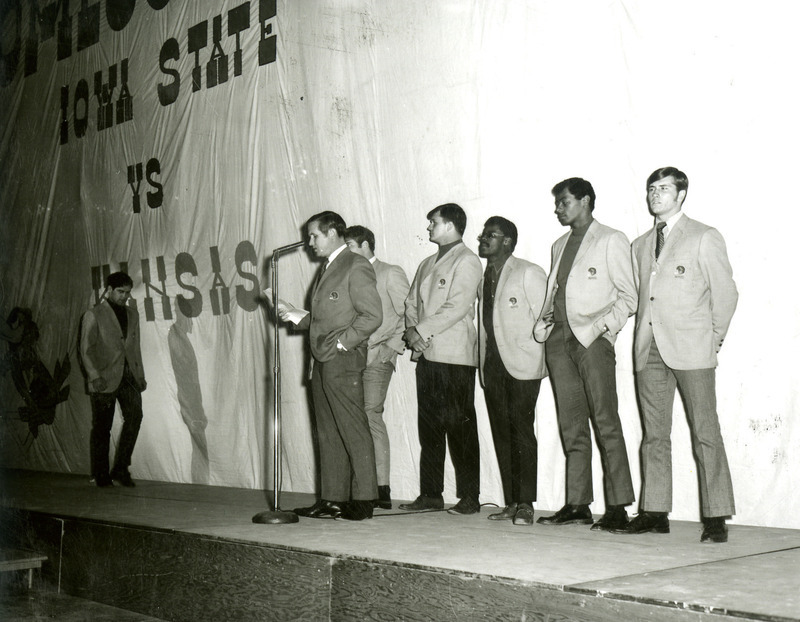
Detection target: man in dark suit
<box><xmin>345</xmin><ymin>225</ymin><xmax>410</xmax><ymax>510</ymax></box>
<box><xmin>477</xmin><ymin>217</ymin><xmax>547</xmax><ymax>526</ymax></box>
<box><xmin>79</xmin><ymin>271</ymin><xmax>147</xmax><ymax>488</ymax></box>
<box><xmin>401</xmin><ymin>203</ymin><xmax>483</xmax><ymax>515</ymax></box>
<box><xmin>617</xmin><ymin>167</ymin><xmax>738</xmax><ymax>543</ymax></box>
<box><xmin>534</xmin><ymin>178</ymin><xmax>637</xmax><ymax>531</ymax></box>
<box><xmin>277</xmin><ymin>211</ymin><xmax>382</xmax><ymax>520</ymax></box>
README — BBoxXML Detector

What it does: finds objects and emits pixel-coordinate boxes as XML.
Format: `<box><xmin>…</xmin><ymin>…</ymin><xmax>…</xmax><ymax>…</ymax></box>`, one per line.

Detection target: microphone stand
<box><xmin>253</xmin><ymin>241</ymin><xmax>305</xmax><ymax>524</ymax></box>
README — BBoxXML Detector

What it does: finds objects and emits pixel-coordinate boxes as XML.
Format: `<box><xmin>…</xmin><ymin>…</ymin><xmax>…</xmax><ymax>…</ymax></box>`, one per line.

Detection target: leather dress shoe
<box><xmin>447</xmin><ymin>497</ymin><xmax>480</xmax><ymax>515</ymax></box>
<box><xmin>399</xmin><ymin>495</ymin><xmax>444</xmax><ymax>511</ymax></box>
<box><xmin>536</xmin><ymin>504</ymin><xmax>593</xmax><ymax>526</ymax></box>
<box><xmin>512</xmin><ymin>503</ymin><xmax>534</xmax><ymax>526</ymax></box>
<box><xmin>294</xmin><ymin>500</ymin><xmax>343</xmax><ymax>518</ymax></box>
<box><xmin>613</xmin><ymin>511</ymin><xmax>670</xmax><ymax>534</ymax></box>
<box><xmin>701</xmin><ymin>517</ymin><xmax>728</xmax><ymax>543</ymax></box>
<box><xmin>488</xmin><ymin>503</ymin><xmax>518</xmax><ymax>521</ymax></box>
<box><xmin>373</xmin><ymin>485</ymin><xmax>392</xmax><ymax>510</ymax></box>
<box><xmin>341</xmin><ymin>500</ymin><xmax>373</xmax><ymax>521</ymax></box>
<box><xmin>110</xmin><ymin>469</ymin><xmax>135</xmax><ymax>487</ymax></box>
<box><xmin>590</xmin><ymin>505</ymin><xmax>628</xmax><ymax>532</ymax></box>
<box><xmin>93</xmin><ymin>475</ymin><xmax>114</xmax><ymax>488</ymax></box>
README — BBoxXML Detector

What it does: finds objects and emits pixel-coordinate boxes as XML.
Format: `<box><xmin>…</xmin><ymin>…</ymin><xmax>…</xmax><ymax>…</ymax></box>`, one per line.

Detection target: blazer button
<box><xmin>650</xmin><ymin>296</ymin><xmax>654</xmax><ymax>301</ymax></box>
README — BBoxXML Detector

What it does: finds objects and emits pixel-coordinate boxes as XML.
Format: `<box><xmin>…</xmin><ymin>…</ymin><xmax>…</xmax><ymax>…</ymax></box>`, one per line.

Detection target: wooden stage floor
<box><xmin>1</xmin><ymin>469</ymin><xmax>798</xmax><ymax>621</ymax></box>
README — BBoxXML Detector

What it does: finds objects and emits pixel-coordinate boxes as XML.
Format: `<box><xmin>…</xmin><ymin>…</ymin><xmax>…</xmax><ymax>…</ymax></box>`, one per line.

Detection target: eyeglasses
<box><xmin>477</xmin><ymin>232</ymin><xmax>505</xmax><ymax>242</ymax></box>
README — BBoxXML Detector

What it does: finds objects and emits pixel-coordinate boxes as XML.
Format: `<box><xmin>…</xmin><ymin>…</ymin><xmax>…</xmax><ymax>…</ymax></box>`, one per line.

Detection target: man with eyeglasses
<box><xmin>616</xmin><ymin>167</ymin><xmax>737</xmax><ymax>543</ymax></box>
<box><xmin>477</xmin><ymin>217</ymin><xmax>547</xmax><ymax>525</ymax></box>
<box><xmin>401</xmin><ymin>203</ymin><xmax>483</xmax><ymax>515</ymax></box>
<box><xmin>534</xmin><ymin>178</ymin><xmax>637</xmax><ymax>531</ymax></box>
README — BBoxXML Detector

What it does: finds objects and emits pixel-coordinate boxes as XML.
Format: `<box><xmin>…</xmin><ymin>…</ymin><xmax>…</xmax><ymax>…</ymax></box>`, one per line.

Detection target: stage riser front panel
<box><xmin>0</xmin><ymin>510</ymin><xmax>759</xmax><ymax>622</ymax></box>
<box><xmin>332</xmin><ymin>560</ymin><xmax>749</xmax><ymax>622</ymax></box>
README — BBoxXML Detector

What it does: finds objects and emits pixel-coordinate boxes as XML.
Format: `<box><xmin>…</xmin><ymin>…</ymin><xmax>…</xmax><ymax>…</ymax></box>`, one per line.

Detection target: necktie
<box><xmin>655</xmin><ymin>222</ymin><xmax>667</xmax><ymax>259</ymax></box>
<box><xmin>313</xmin><ymin>261</ymin><xmax>328</xmax><ymax>292</ymax></box>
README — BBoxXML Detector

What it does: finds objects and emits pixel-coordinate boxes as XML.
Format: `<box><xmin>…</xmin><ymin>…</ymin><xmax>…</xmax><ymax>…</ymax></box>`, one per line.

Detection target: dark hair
<box><xmin>427</xmin><ymin>203</ymin><xmax>467</xmax><ymax>235</ymax></box>
<box><xmin>6</xmin><ymin>307</ymin><xmax>32</xmax><ymax>328</ymax></box>
<box><xmin>551</xmin><ymin>178</ymin><xmax>596</xmax><ymax>211</ymax></box>
<box><xmin>647</xmin><ymin>167</ymin><xmax>689</xmax><ymax>195</ymax></box>
<box><xmin>106</xmin><ymin>271</ymin><xmax>133</xmax><ymax>289</ymax></box>
<box><xmin>307</xmin><ymin>211</ymin><xmax>346</xmax><ymax>238</ymax></box>
<box><xmin>483</xmin><ymin>216</ymin><xmax>518</xmax><ymax>251</ymax></box>
<box><xmin>344</xmin><ymin>225</ymin><xmax>375</xmax><ymax>252</ymax></box>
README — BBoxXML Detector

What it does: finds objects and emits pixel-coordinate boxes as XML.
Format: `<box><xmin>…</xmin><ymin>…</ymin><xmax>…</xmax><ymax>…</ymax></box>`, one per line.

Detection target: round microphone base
<box><xmin>252</xmin><ymin>510</ymin><xmax>299</xmax><ymax>524</ymax></box>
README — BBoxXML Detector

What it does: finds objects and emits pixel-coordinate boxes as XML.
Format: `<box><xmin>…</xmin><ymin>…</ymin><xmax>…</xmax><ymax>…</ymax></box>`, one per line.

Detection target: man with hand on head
<box><xmin>534</xmin><ymin>177</ymin><xmax>637</xmax><ymax>531</ymax></box>
<box><xmin>275</xmin><ymin>211</ymin><xmax>382</xmax><ymax>521</ymax></box>
<box><xmin>477</xmin><ymin>216</ymin><xmax>547</xmax><ymax>526</ymax></box>
<box><xmin>616</xmin><ymin>167</ymin><xmax>737</xmax><ymax>543</ymax></box>
<box><xmin>401</xmin><ymin>203</ymin><xmax>483</xmax><ymax>515</ymax></box>
<box><xmin>344</xmin><ymin>225</ymin><xmax>410</xmax><ymax>510</ymax></box>
<box><xmin>79</xmin><ymin>271</ymin><xmax>147</xmax><ymax>488</ymax></box>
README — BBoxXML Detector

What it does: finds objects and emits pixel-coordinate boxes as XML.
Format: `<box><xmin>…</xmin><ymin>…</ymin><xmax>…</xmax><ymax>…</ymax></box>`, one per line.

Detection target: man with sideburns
<box><xmin>617</xmin><ymin>167</ymin><xmax>738</xmax><ymax>543</ymax></box>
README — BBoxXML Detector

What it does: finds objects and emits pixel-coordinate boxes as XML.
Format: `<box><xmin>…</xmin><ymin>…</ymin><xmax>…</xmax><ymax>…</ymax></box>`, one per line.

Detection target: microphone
<box><xmin>273</xmin><ymin>240</ymin><xmax>305</xmax><ymax>254</ymax></box>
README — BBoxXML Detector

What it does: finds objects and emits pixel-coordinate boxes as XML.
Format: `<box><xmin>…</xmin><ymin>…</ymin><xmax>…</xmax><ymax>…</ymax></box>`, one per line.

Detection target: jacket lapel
<box><xmin>572</xmin><ymin>220</ymin><xmax>597</xmax><ymax>267</ymax></box>
<box><xmin>658</xmin><ymin>215</ymin><xmax>687</xmax><ymax>262</ymax></box>
<box><xmin>496</xmin><ymin>256</ymin><xmax>514</xmax><ymax>297</ymax></box>
<box><xmin>312</xmin><ymin>262</ymin><xmax>327</xmax><ymax>296</ymax></box>
<box><xmin>374</xmin><ymin>259</ymin><xmax>389</xmax><ymax>290</ymax></box>
<box><xmin>99</xmin><ymin>301</ymin><xmax>123</xmax><ymax>338</ymax></box>
<box><xmin>645</xmin><ymin>227</ymin><xmax>657</xmax><ymax>260</ymax></box>
<box><xmin>425</xmin><ymin>243</ymin><xmax>460</xmax><ymax>288</ymax></box>
<box><xmin>550</xmin><ymin>235</ymin><xmax>567</xmax><ymax>281</ymax></box>
<box><xmin>418</xmin><ymin>255</ymin><xmax>436</xmax><ymax>291</ymax></box>
<box><xmin>314</xmin><ymin>248</ymin><xmax>348</xmax><ymax>294</ymax></box>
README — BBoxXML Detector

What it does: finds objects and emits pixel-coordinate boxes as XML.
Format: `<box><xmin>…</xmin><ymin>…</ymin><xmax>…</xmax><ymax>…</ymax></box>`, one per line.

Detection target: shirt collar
<box><xmin>570</xmin><ymin>217</ymin><xmax>593</xmax><ymax>237</ymax></box>
<box><xmin>327</xmin><ymin>243</ymin><xmax>347</xmax><ymax>265</ymax></box>
<box><xmin>369</xmin><ymin>256</ymin><xmax>377</xmax><ymax>265</ymax></box>
<box><xmin>656</xmin><ymin>210</ymin><xmax>684</xmax><ymax>233</ymax></box>
<box><xmin>436</xmin><ymin>239</ymin><xmax>461</xmax><ymax>260</ymax></box>
<box><xmin>485</xmin><ymin>254</ymin><xmax>510</xmax><ymax>276</ymax></box>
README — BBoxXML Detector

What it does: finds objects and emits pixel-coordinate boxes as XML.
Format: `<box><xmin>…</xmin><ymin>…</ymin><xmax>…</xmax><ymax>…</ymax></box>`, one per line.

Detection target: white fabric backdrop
<box><xmin>1</xmin><ymin>0</ymin><xmax>797</xmax><ymax>528</ymax></box>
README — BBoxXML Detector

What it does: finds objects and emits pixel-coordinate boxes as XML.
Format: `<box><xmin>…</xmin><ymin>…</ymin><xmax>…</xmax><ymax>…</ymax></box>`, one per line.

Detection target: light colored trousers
<box><xmin>363</xmin><ymin>360</ymin><xmax>395</xmax><ymax>486</ymax></box>
<box><xmin>636</xmin><ymin>340</ymin><xmax>735</xmax><ymax>517</ymax></box>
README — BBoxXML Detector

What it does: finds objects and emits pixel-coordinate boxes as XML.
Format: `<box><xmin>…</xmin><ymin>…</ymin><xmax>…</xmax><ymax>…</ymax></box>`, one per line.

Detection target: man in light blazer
<box><xmin>345</xmin><ymin>225</ymin><xmax>410</xmax><ymax>510</ymax></box>
<box><xmin>401</xmin><ymin>203</ymin><xmax>483</xmax><ymax>515</ymax></box>
<box><xmin>534</xmin><ymin>178</ymin><xmax>637</xmax><ymax>531</ymax></box>
<box><xmin>79</xmin><ymin>271</ymin><xmax>147</xmax><ymax>488</ymax></box>
<box><xmin>277</xmin><ymin>211</ymin><xmax>382</xmax><ymax>521</ymax></box>
<box><xmin>477</xmin><ymin>216</ymin><xmax>547</xmax><ymax>526</ymax></box>
<box><xmin>617</xmin><ymin>167</ymin><xmax>738</xmax><ymax>543</ymax></box>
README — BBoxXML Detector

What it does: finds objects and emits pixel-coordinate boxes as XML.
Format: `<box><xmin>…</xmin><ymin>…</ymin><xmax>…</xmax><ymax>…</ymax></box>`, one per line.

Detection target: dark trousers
<box><xmin>483</xmin><ymin>351</ymin><xmax>541</xmax><ymax>505</ymax></box>
<box><xmin>311</xmin><ymin>348</ymin><xmax>377</xmax><ymax>502</ymax></box>
<box><xmin>545</xmin><ymin>321</ymin><xmax>634</xmax><ymax>506</ymax></box>
<box><xmin>416</xmin><ymin>357</ymin><xmax>479</xmax><ymax>500</ymax></box>
<box><xmin>90</xmin><ymin>374</ymin><xmax>143</xmax><ymax>478</ymax></box>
